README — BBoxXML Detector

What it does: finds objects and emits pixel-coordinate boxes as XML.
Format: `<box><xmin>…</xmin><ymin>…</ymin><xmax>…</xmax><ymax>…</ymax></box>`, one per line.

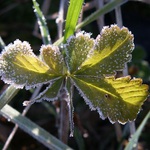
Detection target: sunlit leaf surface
<box><xmin>0</xmin><ymin>40</ymin><xmax>63</xmax><ymax>89</ymax></box>
<box><xmin>0</xmin><ymin>25</ymin><xmax>148</xmax><ymax>125</ymax></box>
<box><xmin>71</xmin><ymin>76</ymin><xmax>148</xmax><ymax>123</ymax></box>
<box><xmin>65</xmin><ymin>32</ymin><xmax>94</xmax><ymax>73</ymax></box>
<box><xmin>40</xmin><ymin>45</ymin><xmax>65</xmax><ymax>75</ymax></box>
<box><xmin>75</xmin><ymin>25</ymin><xmax>134</xmax><ymax>76</ymax></box>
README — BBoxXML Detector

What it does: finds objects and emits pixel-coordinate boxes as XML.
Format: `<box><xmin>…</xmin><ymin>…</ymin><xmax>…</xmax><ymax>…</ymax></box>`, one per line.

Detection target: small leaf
<box><xmin>71</xmin><ymin>75</ymin><xmax>148</xmax><ymax>123</ymax></box>
<box><xmin>0</xmin><ymin>40</ymin><xmax>61</xmax><ymax>89</ymax></box>
<box><xmin>76</xmin><ymin>25</ymin><xmax>134</xmax><ymax>76</ymax></box>
<box><xmin>65</xmin><ymin>32</ymin><xmax>94</xmax><ymax>73</ymax></box>
<box><xmin>40</xmin><ymin>45</ymin><xmax>66</xmax><ymax>75</ymax></box>
<box><xmin>34</xmin><ymin>78</ymin><xmax>63</xmax><ymax>102</ymax></box>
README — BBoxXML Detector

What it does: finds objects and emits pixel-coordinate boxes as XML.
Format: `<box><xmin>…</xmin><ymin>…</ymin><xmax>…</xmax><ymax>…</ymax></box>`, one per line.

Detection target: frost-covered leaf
<box><xmin>0</xmin><ymin>40</ymin><xmax>62</xmax><ymax>89</ymax></box>
<box><xmin>65</xmin><ymin>32</ymin><xmax>94</xmax><ymax>73</ymax></box>
<box><xmin>71</xmin><ymin>76</ymin><xmax>148</xmax><ymax>123</ymax></box>
<box><xmin>76</xmin><ymin>25</ymin><xmax>134</xmax><ymax>76</ymax></box>
<box><xmin>40</xmin><ymin>45</ymin><xmax>65</xmax><ymax>75</ymax></box>
<box><xmin>34</xmin><ymin>78</ymin><xmax>63</xmax><ymax>102</ymax></box>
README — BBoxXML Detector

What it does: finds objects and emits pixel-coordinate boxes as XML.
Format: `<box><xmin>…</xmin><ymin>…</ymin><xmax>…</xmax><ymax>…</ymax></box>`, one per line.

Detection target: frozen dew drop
<box><xmin>69</xmin><ymin>132</ymin><xmax>74</xmax><ymax>137</ymax></box>
<box><xmin>7</xmin><ymin>118</ymin><xmax>11</xmax><ymax>122</ymax></box>
<box><xmin>133</xmin><ymin>143</ymin><xmax>137</xmax><ymax>148</ymax></box>
<box><xmin>23</xmin><ymin>100</ymin><xmax>31</xmax><ymax>106</ymax></box>
<box><xmin>83</xmin><ymin>132</ymin><xmax>89</xmax><ymax>138</ymax></box>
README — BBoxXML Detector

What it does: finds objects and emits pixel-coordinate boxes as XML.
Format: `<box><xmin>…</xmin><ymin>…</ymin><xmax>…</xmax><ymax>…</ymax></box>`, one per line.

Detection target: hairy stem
<box><xmin>59</xmin><ymin>88</ymin><xmax>69</xmax><ymax>143</ymax></box>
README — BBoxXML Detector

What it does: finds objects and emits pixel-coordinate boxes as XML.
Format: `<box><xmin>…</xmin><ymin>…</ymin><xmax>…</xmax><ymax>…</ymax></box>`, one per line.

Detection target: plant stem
<box><xmin>56</xmin><ymin>0</ymin><xmax>66</xmax><ymax>38</ymax></box>
<box><xmin>60</xmin><ymin>99</ymin><xmax>69</xmax><ymax>143</ymax></box>
<box><xmin>115</xmin><ymin>4</ymin><xmax>137</xmax><ymax>149</ymax></box>
<box><xmin>59</xmin><ymin>88</ymin><xmax>69</xmax><ymax>144</ymax></box>
<box><xmin>95</xmin><ymin>0</ymin><xmax>104</xmax><ymax>32</ymax></box>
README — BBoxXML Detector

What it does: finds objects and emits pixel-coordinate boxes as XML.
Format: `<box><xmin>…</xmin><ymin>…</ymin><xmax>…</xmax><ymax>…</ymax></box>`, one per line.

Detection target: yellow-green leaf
<box><xmin>0</xmin><ymin>40</ymin><xmax>61</xmax><ymax>89</ymax></box>
<box><xmin>71</xmin><ymin>76</ymin><xmax>148</xmax><ymax>123</ymax></box>
<box><xmin>40</xmin><ymin>45</ymin><xmax>65</xmax><ymax>75</ymax></box>
<box><xmin>76</xmin><ymin>25</ymin><xmax>134</xmax><ymax>76</ymax></box>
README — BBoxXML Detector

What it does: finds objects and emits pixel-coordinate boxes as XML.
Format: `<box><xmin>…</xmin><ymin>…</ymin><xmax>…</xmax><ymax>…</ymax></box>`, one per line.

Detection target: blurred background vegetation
<box><xmin>0</xmin><ymin>0</ymin><xmax>150</xmax><ymax>150</ymax></box>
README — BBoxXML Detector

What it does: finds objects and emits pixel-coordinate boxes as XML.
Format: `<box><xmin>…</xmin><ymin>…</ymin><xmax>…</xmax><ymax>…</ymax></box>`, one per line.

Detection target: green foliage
<box><xmin>0</xmin><ymin>25</ymin><xmax>148</xmax><ymax>125</ymax></box>
<box><xmin>64</xmin><ymin>0</ymin><xmax>84</xmax><ymax>42</ymax></box>
<box><xmin>32</xmin><ymin>0</ymin><xmax>51</xmax><ymax>44</ymax></box>
<box><xmin>72</xmin><ymin>76</ymin><xmax>148</xmax><ymax>123</ymax></box>
<box><xmin>0</xmin><ymin>0</ymin><xmax>149</xmax><ymax>149</ymax></box>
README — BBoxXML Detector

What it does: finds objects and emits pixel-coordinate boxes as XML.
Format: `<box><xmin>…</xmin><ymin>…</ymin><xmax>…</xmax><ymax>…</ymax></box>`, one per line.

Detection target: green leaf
<box><xmin>0</xmin><ymin>40</ymin><xmax>62</xmax><ymax>89</ymax></box>
<box><xmin>34</xmin><ymin>78</ymin><xmax>63</xmax><ymax>102</ymax></box>
<box><xmin>32</xmin><ymin>0</ymin><xmax>51</xmax><ymax>45</ymax></box>
<box><xmin>40</xmin><ymin>45</ymin><xmax>66</xmax><ymax>75</ymax></box>
<box><xmin>125</xmin><ymin>111</ymin><xmax>150</xmax><ymax>150</ymax></box>
<box><xmin>64</xmin><ymin>0</ymin><xmax>84</xmax><ymax>42</ymax></box>
<box><xmin>0</xmin><ymin>104</ymin><xmax>73</xmax><ymax>150</ymax></box>
<box><xmin>65</xmin><ymin>32</ymin><xmax>94</xmax><ymax>73</ymax></box>
<box><xmin>76</xmin><ymin>25</ymin><xmax>134</xmax><ymax>76</ymax></box>
<box><xmin>71</xmin><ymin>75</ymin><xmax>148</xmax><ymax>123</ymax></box>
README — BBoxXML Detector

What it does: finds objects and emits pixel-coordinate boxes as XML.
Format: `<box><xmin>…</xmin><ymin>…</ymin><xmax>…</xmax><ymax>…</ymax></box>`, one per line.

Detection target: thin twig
<box><xmin>114</xmin><ymin>3</ymin><xmax>124</xmax><ymax>147</ymax></box>
<box><xmin>0</xmin><ymin>3</ymin><xmax>19</xmax><ymax>16</ymax></box>
<box><xmin>56</xmin><ymin>0</ymin><xmax>66</xmax><ymax>38</ymax></box>
<box><xmin>115</xmin><ymin>4</ymin><xmax>137</xmax><ymax>150</ymax></box>
<box><xmin>95</xmin><ymin>0</ymin><xmax>104</xmax><ymax>32</ymax></box>
<box><xmin>2</xmin><ymin>86</ymin><xmax>42</xmax><ymax>150</ymax></box>
<box><xmin>115</xmin><ymin>6</ymin><xmax>123</xmax><ymax>27</ymax></box>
